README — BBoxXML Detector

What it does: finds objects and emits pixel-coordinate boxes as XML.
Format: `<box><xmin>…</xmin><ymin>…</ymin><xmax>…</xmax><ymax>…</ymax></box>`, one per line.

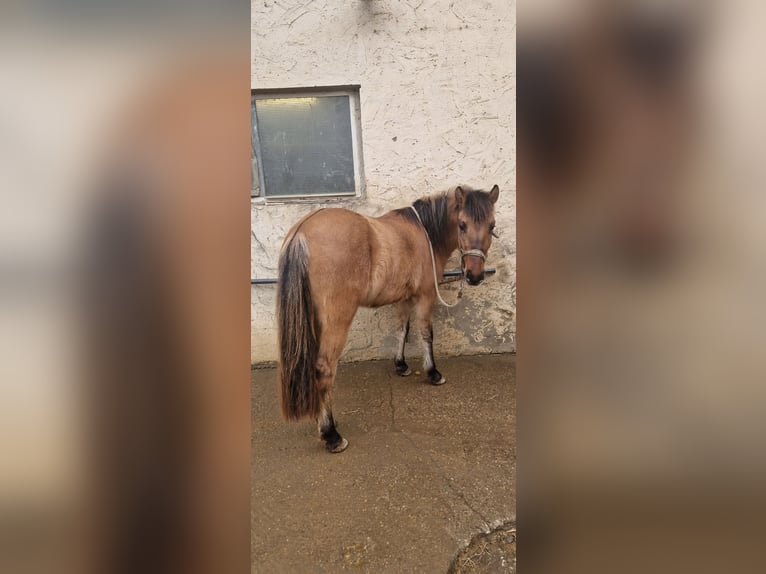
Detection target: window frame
<box><xmin>251</xmin><ymin>86</ymin><xmax>364</xmax><ymax>202</ymax></box>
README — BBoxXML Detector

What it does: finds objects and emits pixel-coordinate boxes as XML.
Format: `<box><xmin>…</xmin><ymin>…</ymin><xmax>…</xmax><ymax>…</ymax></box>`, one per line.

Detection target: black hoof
<box><xmin>326</xmin><ymin>437</ymin><xmax>348</xmax><ymax>453</ymax></box>
<box><xmin>428</xmin><ymin>368</ymin><xmax>446</xmax><ymax>385</ymax></box>
<box><xmin>321</xmin><ymin>424</ymin><xmax>348</xmax><ymax>453</ymax></box>
<box><xmin>395</xmin><ymin>359</ymin><xmax>412</xmax><ymax>376</ymax></box>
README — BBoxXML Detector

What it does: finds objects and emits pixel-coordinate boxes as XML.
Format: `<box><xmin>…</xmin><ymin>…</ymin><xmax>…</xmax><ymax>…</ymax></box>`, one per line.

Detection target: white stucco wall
<box><xmin>251</xmin><ymin>0</ymin><xmax>516</xmax><ymax>364</ymax></box>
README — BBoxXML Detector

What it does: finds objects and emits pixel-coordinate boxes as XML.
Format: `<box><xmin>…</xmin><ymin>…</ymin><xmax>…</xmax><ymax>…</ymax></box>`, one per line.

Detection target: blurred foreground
<box><xmin>0</xmin><ymin>3</ymin><xmax>250</xmax><ymax>574</ymax></box>
<box><xmin>520</xmin><ymin>1</ymin><xmax>766</xmax><ymax>572</ymax></box>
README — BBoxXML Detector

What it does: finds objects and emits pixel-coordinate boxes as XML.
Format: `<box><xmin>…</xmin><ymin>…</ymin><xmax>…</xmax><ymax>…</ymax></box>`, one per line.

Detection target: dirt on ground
<box><xmin>252</xmin><ymin>353</ymin><xmax>516</xmax><ymax>573</ymax></box>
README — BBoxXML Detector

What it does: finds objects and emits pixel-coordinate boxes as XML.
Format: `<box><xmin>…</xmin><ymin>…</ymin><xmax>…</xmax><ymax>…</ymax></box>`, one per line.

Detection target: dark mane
<box><xmin>395</xmin><ymin>186</ymin><xmax>495</xmax><ymax>254</ymax></box>
<box><xmin>395</xmin><ymin>192</ymin><xmax>451</xmax><ymax>254</ymax></box>
<box><xmin>462</xmin><ymin>187</ymin><xmax>494</xmax><ymax>224</ymax></box>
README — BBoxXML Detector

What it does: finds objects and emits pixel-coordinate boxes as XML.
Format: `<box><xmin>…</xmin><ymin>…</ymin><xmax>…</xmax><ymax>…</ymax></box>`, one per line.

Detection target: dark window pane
<box><xmin>254</xmin><ymin>95</ymin><xmax>356</xmax><ymax>197</ymax></box>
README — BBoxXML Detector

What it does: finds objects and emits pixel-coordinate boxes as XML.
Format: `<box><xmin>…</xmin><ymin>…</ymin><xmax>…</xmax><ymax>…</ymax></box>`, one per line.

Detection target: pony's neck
<box><xmin>407</xmin><ymin>189</ymin><xmax>460</xmax><ymax>263</ymax></box>
<box><xmin>437</xmin><ymin>192</ymin><xmax>460</xmax><ymax>261</ymax></box>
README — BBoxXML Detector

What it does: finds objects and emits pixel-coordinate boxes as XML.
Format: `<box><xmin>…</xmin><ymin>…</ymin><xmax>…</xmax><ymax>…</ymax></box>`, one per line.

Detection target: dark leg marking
<box><xmin>422</xmin><ymin>325</ymin><xmax>446</xmax><ymax>385</ymax></box>
<box><xmin>318</xmin><ymin>401</ymin><xmax>348</xmax><ymax>453</ymax></box>
<box><xmin>394</xmin><ymin>319</ymin><xmax>412</xmax><ymax>376</ymax></box>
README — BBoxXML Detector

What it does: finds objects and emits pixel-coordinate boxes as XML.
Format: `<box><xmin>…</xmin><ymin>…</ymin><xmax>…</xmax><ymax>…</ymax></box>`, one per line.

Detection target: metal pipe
<box><xmin>250</xmin><ymin>267</ymin><xmax>496</xmax><ymax>285</ymax></box>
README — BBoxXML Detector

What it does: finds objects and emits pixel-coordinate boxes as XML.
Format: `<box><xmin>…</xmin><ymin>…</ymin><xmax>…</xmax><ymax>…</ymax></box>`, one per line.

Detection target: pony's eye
<box><xmin>459</xmin><ymin>222</ymin><xmax>467</xmax><ymax>233</ymax></box>
<box><xmin>490</xmin><ymin>224</ymin><xmax>499</xmax><ymax>238</ymax></box>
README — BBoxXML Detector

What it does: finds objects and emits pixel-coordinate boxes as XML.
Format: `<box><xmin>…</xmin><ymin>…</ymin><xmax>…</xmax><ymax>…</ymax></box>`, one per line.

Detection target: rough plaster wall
<box><xmin>251</xmin><ymin>0</ymin><xmax>516</xmax><ymax>364</ymax></box>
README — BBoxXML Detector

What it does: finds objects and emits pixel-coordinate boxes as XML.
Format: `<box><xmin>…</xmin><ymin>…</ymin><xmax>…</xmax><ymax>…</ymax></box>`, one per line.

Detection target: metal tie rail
<box><xmin>250</xmin><ymin>268</ymin><xmax>496</xmax><ymax>285</ymax></box>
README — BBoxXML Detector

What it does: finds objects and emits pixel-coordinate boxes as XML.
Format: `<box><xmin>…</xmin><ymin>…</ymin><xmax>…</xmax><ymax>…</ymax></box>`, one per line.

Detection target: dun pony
<box><xmin>277</xmin><ymin>185</ymin><xmax>500</xmax><ymax>452</ymax></box>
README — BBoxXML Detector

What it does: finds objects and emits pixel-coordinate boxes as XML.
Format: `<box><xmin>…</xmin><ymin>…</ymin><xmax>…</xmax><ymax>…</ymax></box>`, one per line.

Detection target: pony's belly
<box><xmin>363</xmin><ymin>296</ymin><xmax>400</xmax><ymax>309</ymax></box>
<box><xmin>362</xmin><ymin>280</ymin><xmax>413</xmax><ymax>308</ymax></box>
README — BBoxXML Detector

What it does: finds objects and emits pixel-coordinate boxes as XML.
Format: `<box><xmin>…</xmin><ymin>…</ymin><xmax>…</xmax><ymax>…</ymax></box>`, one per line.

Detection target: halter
<box><xmin>409</xmin><ymin>206</ymin><xmax>487</xmax><ymax>307</ymax></box>
<box><xmin>460</xmin><ymin>248</ymin><xmax>486</xmax><ymax>263</ymax></box>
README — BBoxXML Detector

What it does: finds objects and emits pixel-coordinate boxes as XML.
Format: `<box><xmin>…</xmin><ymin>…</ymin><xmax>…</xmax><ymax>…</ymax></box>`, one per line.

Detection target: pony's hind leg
<box><xmin>317</xmin><ymin>391</ymin><xmax>347</xmax><ymax>453</ymax></box>
<box><xmin>314</xmin><ymin>311</ymin><xmax>354</xmax><ymax>453</ymax></box>
<box><xmin>415</xmin><ymin>297</ymin><xmax>446</xmax><ymax>385</ymax></box>
<box><xmin>394</xmin><ymin>300</ymin><xmax>413</xmax><ymax>376</ymax></box>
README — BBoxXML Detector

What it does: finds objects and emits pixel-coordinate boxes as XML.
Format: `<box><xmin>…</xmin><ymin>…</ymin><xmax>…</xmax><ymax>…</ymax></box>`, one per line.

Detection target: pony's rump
<box><xmin>277</xmin><ymin>233</ymin><xmax>321</xmax><ymax>420</ymax></box>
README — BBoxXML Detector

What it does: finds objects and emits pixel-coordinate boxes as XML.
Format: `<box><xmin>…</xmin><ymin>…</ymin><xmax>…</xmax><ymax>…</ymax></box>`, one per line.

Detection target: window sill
<box><xmin>250</xmin><ymin>193</ymin><xmax>361</xmax><ymax>205</ymax></box>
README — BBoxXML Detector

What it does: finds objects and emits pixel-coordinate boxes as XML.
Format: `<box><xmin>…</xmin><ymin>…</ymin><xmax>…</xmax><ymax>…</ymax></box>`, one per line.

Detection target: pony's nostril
<box><xmin>465</xmin><ymin>269</ymin><xmax>485</xmax><ymax>285</ymax></box>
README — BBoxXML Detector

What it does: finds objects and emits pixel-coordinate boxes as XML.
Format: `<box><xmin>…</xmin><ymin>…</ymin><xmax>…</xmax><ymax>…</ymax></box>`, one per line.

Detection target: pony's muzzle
<box><xmin>461</xmin><ymin>249</ymin><xmax>486</xmax><ymax>286</ymax></box>
<box><xmin>465</xmin><ymin>268</ymin><xmax>485</xmax><ymax>285</ymax></box>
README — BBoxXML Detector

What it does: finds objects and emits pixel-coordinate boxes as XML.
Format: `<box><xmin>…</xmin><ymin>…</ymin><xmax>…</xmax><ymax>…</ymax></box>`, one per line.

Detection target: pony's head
<box><xmin>454</xmin><ymin>185</ymin><xmax>500</xmax><ymax>285</ymax></box>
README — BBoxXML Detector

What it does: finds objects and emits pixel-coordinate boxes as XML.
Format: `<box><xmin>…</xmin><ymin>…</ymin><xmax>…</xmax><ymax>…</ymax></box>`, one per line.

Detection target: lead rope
<box><xmin>410</xmin><ymin>206</ymin><xmax>463</xmax><ymax>307</ymax></box>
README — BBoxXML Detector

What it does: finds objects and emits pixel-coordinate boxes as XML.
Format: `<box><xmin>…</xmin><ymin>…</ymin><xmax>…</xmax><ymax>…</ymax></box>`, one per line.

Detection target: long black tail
<box><xmin>277</xmin><ymin>234</ymin><xmax>321</xmax><ymax>420</ymax></box>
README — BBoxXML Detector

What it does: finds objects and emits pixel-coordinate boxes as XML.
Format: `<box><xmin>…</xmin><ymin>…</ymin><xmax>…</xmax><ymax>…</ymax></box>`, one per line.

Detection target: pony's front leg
<box><xmin>415</xmin><ymin>298</ymin><xmax>446</xmax><ymax>385</ymax></box>
<box><xmin>394</xmin><ymin>300</ymin><xmax>413</xmax><ymax>376</ymax></box>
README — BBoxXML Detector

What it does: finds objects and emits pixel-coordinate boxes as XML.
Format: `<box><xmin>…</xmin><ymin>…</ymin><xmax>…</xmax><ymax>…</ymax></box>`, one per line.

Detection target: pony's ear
<box><xmin>488</xmin><ymin>184</ymin><xmax>500</xmax><ymax>204</ymax></box>
<box><xmin>454</xmin><ymin>186</ymin><xmax>465</xmax><ymax>208</ymax></box>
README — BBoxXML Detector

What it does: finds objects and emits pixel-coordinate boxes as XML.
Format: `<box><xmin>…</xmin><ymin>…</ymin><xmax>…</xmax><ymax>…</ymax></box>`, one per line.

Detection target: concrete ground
<box><xmin>251</xmin><ymin>353</ymin><xmax>516</xmax><ymax>573</ymax></box>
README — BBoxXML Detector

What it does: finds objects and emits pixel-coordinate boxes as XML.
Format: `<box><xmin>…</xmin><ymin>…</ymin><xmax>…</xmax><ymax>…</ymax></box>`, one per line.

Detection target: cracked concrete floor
<box><xmin>251</xmin><ymin>353</ymin><xmax>516</xmax><ymax>573</ymax></box>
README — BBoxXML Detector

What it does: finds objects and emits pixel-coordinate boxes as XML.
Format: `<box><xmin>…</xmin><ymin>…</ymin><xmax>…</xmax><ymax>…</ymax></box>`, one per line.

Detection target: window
<box><xmin>251</xmin><ymin>87</ymin><xmax>363</xmax><ymax>199</ymax></box>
